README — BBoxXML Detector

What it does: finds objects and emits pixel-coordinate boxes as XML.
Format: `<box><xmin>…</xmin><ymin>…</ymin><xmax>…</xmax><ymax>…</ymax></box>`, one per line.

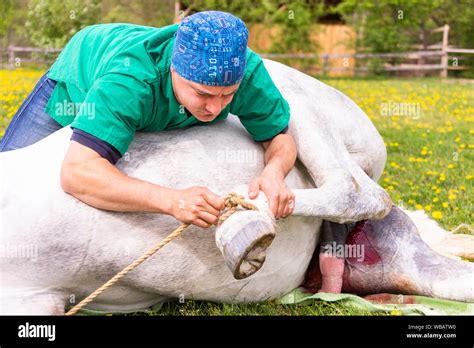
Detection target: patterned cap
<box><xmin>171</xmin><ymin>11</ymin><xmax>249</xmax><ymax>86</ymax></box>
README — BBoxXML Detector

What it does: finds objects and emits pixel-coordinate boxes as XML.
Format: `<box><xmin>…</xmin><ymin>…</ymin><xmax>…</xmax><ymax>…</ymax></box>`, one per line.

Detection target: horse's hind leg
<box><xmin>288</xmin><ymin>100</ymin><xmax>391</xmax><ymax>222</ymax></box>
<box><xmin>342</xmin><ymin>207</ymin><xmax>474</xmax><ymax>302</ymax></box>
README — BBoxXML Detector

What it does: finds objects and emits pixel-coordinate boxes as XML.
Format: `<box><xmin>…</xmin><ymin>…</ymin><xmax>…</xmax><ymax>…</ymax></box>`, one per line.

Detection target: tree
<box><xmin>101</xmin><ymin>0</ymin><xmax>174</xmax><ymax>27</ymax></box>
<box><xmin>335</xmin><ymin>0</ymin><xmax>474</xmax><ymax>76</ymax></box>
<box><xmin>25</xmin><ymin>0</ymin><xmax>102</xmax><ymax>48</ymax></box>
<box><xmin>176</xmin><ymin>0</ymin><xmax>325</xmax><ymax>53</ymax></box>
<box><xmin>0</xmin><ymin>0</ymin><xmax>14</xmax><ymax>40</ymax></box>
<box><xmin>335</xmin><ymin>0</ymin><xmax>445</xmax><ymax>53</ymax></box>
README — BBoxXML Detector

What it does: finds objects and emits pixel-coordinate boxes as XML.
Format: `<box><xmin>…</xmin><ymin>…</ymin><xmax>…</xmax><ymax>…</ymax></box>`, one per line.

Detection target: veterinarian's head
<box><xmin>170</xmin><ymin>11</ymin><xmax>248</xmax><ymax>122</ymax></box>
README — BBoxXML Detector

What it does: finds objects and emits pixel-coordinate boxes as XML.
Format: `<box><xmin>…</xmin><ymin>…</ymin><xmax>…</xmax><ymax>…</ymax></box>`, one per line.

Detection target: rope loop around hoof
<box><xmin>219</xmin><ymin>192</ymin><xmax>259</xmax><ymax>226</ymax></box>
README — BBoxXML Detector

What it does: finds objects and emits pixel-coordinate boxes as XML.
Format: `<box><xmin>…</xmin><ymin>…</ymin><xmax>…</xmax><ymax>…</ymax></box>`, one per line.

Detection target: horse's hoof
<box><xmin>215</xmin><ymin>210</ymin><xmax>275</xmax><ymax>279</ymax></box>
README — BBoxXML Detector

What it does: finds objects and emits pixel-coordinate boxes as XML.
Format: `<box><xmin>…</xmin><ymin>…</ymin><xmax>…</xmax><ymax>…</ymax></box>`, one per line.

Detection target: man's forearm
<box><xmin>261</xmin><ymin>133</ymin><xmax>297</xmax><ymax>178</ymax></box>
<box><xmin>61</xmin><ymin>156</ymin><xmax>174</xmax><ymax>214</ymax></box>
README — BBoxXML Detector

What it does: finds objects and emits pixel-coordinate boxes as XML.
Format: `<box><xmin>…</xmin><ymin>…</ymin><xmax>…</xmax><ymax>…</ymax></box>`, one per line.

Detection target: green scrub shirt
<box><xmin>45</xmin><ymin>23</ymin><xmax>290</xmax><ymax>155</ymax></box>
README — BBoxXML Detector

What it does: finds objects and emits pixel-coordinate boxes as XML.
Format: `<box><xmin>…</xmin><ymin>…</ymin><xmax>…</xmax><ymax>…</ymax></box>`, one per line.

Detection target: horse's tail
<box><xmin>400</xmin><ymin>207</ymin><xmax>474</xmax><ymax>261</ymax></box>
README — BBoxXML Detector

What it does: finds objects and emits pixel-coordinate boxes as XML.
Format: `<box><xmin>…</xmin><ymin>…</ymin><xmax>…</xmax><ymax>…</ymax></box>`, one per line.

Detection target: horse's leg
<box><xmin>263</xmin><ymin>60</ymin><xmax>391</xmax><ymax>223</ymax></box>
<box><xmin>341</xmin><ymin>207</ymin><xmax>474</xmax><ymax>302</ymax></box>
<box><xmin>289</xmin><ymin>131</ymin><xmax>391</xmax><ymax>223</ymax></box>
<box><xmin>284</xmin><ymin>96</ymin><xmax>391</xmax><ymax>223</ymax></box>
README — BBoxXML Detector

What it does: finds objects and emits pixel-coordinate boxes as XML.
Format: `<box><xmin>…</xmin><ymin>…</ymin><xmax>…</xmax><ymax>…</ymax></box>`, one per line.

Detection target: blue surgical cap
<box><xmin>171</xmin><ymin>11</ymin><xmax>249</xmax><ymax>86</ymax></box>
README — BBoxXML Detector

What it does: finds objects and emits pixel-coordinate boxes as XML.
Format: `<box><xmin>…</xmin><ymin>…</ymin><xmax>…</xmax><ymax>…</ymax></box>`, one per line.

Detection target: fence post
<box><xmin>8</xmin><ymin>46</ymin><xmax>15</xmax><ymax>70</ymax></box>
<box><xmin>322</xmin><ymin>54</ymin><xmax>329</xmax><ymax>76</ymax></box>
<box><xmin>440</xmin><ymin>24</ymin><xmax>449</xmax><ymax>78</ymax></box>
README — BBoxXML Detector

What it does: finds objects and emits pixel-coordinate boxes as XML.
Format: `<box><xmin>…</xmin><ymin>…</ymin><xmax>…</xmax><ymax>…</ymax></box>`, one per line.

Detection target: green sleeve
<box><xmin>70</xmin><ymin>73</ymin><xmax>153</xmax><ymax>155</ymax></box>
<box><xmin>230</xmin><ymin>56</ymin><xmax>290</xmax><ymax>142</ymax></box>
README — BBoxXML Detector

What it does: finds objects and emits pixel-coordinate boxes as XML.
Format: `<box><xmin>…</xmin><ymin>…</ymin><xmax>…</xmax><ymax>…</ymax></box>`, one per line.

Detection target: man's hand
<box><xmin>169</xmin><ymin>186</ymin><xmax>225</xmax><ymax>228</ymax></box>
<box><xmin>249</xmin><ymin>167</ymin><xmax>295</xmax><ymax>219</ymax></box>
<box><xmin>248</xmin><ymin>131</ymin><xmax>297</xmax><ymax>219</ymax></box>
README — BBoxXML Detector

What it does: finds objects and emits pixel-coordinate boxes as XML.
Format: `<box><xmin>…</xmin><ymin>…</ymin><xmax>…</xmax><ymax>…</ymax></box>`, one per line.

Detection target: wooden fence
<box><xmin>1</xmin><ymin>25</ymin><xmax>473</xmax><ymax>77</ymax></box>
<box><xmin>261</xmin><ymin>25</ymin><xmax>474</xmax><ymax>77</ymax></box>
<box><xmin>1</xmin><ymin>46</ymin><xmax>61</xmax><ymax>69</ymax></box>
<box><xmin>261</xmin><ymin>48</ymin><xmax>474</xmax><ymax>77</ymax></box>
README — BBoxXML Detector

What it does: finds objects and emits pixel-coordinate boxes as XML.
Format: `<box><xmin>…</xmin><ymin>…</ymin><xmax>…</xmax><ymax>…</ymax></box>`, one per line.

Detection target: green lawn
<box><xmin>325</xmin><ymin>77</ymin><xmax>473</xmax><ymax>230</ymax></box>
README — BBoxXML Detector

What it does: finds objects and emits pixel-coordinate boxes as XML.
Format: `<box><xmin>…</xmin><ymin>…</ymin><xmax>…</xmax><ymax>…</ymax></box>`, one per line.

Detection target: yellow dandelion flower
<box><xmin>448</xmin><ymin>194</ymin><xmax>457</xmax><ymax>200</ymax></box>
<box><xmin>432</xmin><ymin>211</ymin><xmax>443</xmax><ymax>219</ymax></box>
<box><xmin>442</xmin><ymin>202</ymin><xmax>449</xmax><ymax>208</ymax></box>
<box><xmin>390</xmin><ymin>162</ymin><xmax>399</xmax><ymax>168</ymax></box>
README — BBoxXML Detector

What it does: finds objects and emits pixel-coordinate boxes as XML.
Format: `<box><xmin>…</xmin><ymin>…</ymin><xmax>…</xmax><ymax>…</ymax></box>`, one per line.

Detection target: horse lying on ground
<box><xmin>1</xmin><ymin>59</ymin><xmax>472</xmax><ymax>315</ymax></box>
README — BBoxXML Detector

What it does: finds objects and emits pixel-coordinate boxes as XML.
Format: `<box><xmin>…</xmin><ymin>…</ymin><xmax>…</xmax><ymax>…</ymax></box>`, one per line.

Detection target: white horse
<box><xmin>1</xmin><ymin>59</ymin><xmax>472</xmax><ymax>315</ymax></box>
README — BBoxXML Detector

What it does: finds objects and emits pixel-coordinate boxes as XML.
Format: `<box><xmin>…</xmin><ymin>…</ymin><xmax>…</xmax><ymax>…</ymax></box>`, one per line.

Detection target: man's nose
<box><xmin>205</xmin><ymin>97</ymin><xmax>222</xmax><ymax>116</ymax></box>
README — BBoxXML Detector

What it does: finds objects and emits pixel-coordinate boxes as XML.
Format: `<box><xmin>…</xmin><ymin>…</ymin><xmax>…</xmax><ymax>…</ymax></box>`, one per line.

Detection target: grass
<box><xmin>1</xmin><ymin>68</ymin><xmax>472</xmax><ymax>315</ymax></box>
<box><xmin>118</xmin><ymin>300</ymin><xmax>385</xmax><ymax>316</ymax></box>
<box><xmin>325</xmin><ymin>77</ymin><xmax>473</xmax><ymax>230</ymax></box>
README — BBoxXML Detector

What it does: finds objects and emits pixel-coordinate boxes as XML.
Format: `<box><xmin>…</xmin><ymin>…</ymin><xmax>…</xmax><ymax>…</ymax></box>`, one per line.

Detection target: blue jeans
<box><xmin>0</xmin><ymin>71</ymin><xmax>63</xmax><ymax>152</ymax></box>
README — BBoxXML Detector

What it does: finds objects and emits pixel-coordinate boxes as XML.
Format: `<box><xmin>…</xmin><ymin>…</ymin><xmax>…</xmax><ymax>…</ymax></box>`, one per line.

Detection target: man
<box><xmin>0</xmin><ymin>11</ymin><xmax>297</xmax><ymax>227</ymax></box>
